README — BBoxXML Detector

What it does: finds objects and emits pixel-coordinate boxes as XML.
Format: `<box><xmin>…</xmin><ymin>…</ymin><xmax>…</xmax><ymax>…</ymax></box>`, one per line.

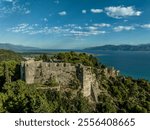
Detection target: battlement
<box><xmin>21</xmin><ymin>60</ymin><xmax>119</xmax><ymax>100</ymax></box>
<box><xmin>21</xmin><ymin>60</ymin><xmax>95</xmax><ymax>97</ymax></box>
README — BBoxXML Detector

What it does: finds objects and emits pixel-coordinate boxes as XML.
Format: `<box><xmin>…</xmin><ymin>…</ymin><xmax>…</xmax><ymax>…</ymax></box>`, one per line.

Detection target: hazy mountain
<box><xmin>0</xmin><ymin>43</ymin><xmax>40</xmax><ymax>52</ymax></box>
<box><xmin>84</xmin><ymin>44</ymin><xmax>150</xmax><ymax>51</ymax></box>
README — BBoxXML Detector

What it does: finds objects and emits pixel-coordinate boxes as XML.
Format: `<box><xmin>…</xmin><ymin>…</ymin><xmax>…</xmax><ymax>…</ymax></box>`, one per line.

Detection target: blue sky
<box><xmin>0</xmin><ymin>0</ymin><xmax>150</xmax><ymax>49</ymax></box>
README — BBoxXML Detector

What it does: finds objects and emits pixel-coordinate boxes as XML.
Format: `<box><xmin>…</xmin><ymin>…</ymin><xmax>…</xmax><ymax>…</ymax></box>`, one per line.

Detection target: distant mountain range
<box><xmin>84</xmin><ymin>44</ymin><xmax>150</xmax><ymax>51</ymax></box>
<box><xmin>0</xmin><ymin>43</ymin><xmax>40</xmax><ymax>52</ymax></box>
<box><xmin>1</xmin><ymin>43</ymin><xmax>150</xmax><ymax>52</ymax></box>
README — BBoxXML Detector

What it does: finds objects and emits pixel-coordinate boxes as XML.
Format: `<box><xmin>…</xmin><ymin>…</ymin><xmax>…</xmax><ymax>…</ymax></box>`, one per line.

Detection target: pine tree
<box><xmin>4</xmin><ymin>63</ymin><xmax>11</xmax><ymax>83</ymax></box>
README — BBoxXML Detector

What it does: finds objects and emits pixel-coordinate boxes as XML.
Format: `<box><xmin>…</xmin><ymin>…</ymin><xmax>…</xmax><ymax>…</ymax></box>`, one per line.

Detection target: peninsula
<box><xmin>0</xmin><ymin>50</ymin><xmax>149</xmax><ymax>113</ymax></box>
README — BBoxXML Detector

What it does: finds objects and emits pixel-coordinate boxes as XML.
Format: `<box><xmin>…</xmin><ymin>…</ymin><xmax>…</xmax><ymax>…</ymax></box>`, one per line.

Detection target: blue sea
<box><xmin>84</xmin><ymin>50</ymin><xmax>150</xmax><ymax>81</ymax></box>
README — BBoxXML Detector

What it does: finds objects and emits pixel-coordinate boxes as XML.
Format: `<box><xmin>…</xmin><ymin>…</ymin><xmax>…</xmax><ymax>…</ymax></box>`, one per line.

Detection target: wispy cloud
<box><xmin>87</xmin><ymin>26</ymin><xmax>98</xmax><ymax>30</ymax></box>
<box><xmin>2</xmin><ymin>0</ymin><xmax>14</xmax><ymax>2</ymax></box>
<box><xmin>58</xmin><ymin>11</ymin><xmax>67</xmax><ymax>16</ymax></box>
<box><xmin>24</xmin><ymin>10</ymin><xmax>31</xmax><ymax>14</ymax></box>
<box><xmin>93</xmin><ymin>23</ymin><xmax>111</xmax><ymax>27</ymax></box>
<box><xmin>7</xmin><ymin>23</ymin><xmax>32</xmax><ymax>33</ymax></box>
<box><xmin>91</xmin><ymin>9</ymin><xmax>103</xmax><ymax>13</ymax></box>
<box><xmin>141</xmin><ymin>24</ymin><xmax>150</xmax><ymax>29</ymax></box>
<box><xmin>113</xmin><ymin>26</ymin><xmax>135</xmax><ymax>32</ymax></box>
<box><xmin>54</xmin><ymin>0</ymin><xmax>59</xmax><ymax>4</ymax></box>
<box><xmin>7</xmin><ymin>23</ymin><xmax>107</xmax><ymax>37</ymax></box>
<box><xmin>0</xmin><ymin>0</ymin><xmax>31</xmax><ymax>16</ymax></box>
<box><xmin>82</xmin><ymin>10</ymin><xmax>87</xmax><ymax>14</ymax></box>
<box><xmin>105</xmin><ymin>6</ymin><xmax>142</xmax><ymax>19</ymax></box>
<box><xmin>69</xmin><ymin>30</ymin><xmax>106</xmax><ymax>37</ymax></box>
<box><xmin>43</xmin><ymin>18</ymin><xmax>48</xmax><ymax>22</ymax></box>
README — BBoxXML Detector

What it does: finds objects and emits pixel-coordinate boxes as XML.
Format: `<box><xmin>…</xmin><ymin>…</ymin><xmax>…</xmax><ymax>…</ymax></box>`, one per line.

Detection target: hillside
<box><xmin>0</xmin><ymin>49</ymin><xmax>23</xmax><ymax>61</ymax></box>
<box><xmin>0</xmin><ymin>51</ymin><xmax>150</xmax><ymax>113</ymax></box>
<box><xmin>84</xmin><ymin>44</ymin><xmax>150</xmax><ymax>51</ymax></box>
<box><xmin>0</xmin><ymin>43</ymin><xmax>40</xmax><ymax>52</ymax></box>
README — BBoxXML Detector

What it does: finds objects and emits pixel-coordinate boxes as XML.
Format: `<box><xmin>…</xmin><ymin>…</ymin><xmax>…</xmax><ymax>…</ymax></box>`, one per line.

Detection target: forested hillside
<box><xmin>0</xmin><ymin>51</ymin><xmax>149</xmax><ymax>113</ymax></box>
<box><xmin>0</xmin><ymin>49</ymin><xmax>23</xmax><ymax>61</ymax></box>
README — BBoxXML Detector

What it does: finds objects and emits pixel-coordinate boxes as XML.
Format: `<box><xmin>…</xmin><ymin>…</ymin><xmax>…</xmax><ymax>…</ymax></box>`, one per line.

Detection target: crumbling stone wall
<box><xmin>103</xmin><ymin>67</ymin><xmax>119</xmax><ymax>78</ymax></box>
<box><xmin>21</xmin><ymin>60</ymin><xmax>119</xmax><ymax>100</ymax></box>
<box><xmin>21</xmin><ymin>60</ymin><xmax>94</xmax><ymax>97</ymax></box>
<box><xmin>21</xmin><ymin>60</ymin><xmax>76</xmax><ymax>85</ymax></box>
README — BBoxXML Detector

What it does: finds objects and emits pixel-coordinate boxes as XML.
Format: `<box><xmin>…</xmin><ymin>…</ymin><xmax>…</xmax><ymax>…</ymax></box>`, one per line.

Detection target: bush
<box><xmin>45</xmin><ymin>76</ymin><xmax>59</xmax><ymax>87</ymax></box>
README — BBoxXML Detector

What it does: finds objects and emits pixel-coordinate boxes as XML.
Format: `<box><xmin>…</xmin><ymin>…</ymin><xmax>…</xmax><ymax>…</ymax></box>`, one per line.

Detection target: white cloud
<box><xmin>7</xmin><ymin>23</ymin><xmax>30</xmax><ymax>33</ymax></box>
<box><xmin>70</xmin><ymin>30</ymin><xmax>106</xmax><ymax>37</ymax></box>
<box><xmin>105</xmin><ymin>6</ymin><xmax>142</xmax><ymax>19</ymax></box>
<box><xmin>93</xmin><ymin>23</ymin><xmax>111</xmax><ymax>27</ymax></box>
<box><xmin>54</xmin><ymin>0</ymin><xmax>59</xmax><ymax>4</ymax></box>
<box><xmin>2</xmin><ymin>0</ymin><xmax>13</xmax><ymax>2</ymax></box>
<box><xmin>141</xmin><ymin>24</ymin><xmax>150</xmax><ymax>29</ymax></box>
<box><xmin>64</xmin><ymin>24</ymin><xmax>76</xmax><ymax>28</ymax></box>
<box><xmin>113</xmin><ymin>26</ymin><xmax>135</xmax><ymax>32</ymax></box>
<box><xmin>87</xmin><ymin>26</ymin><xmax>97</xmax><ymax>30</ymax></box>
<box><xmin>7</xmin><ymin>23</ymin><xmax>107</xmax><ymax>37</ymax></box>
<box><xmin>0</xmin><ymin>0</ymin><xmax>31</xmax><ymax>15</ymax></box>
<box><xmin>63</xmin><ymin>24</ymin><xmax>106</xmax><ymax>36</ymax></box>
<box><xmin>82</xmin><ymin>10</ymin><xmax>87</xmax><ymax>14</ymax></box>
<box><xmin>25</xmin><ymin>10</ymin><xmax>31</xmax><ymax>14</ymax></box>
<box><xmin>43</xmin><ymin>18</ymin><xmax>48</xmax><ymax>22</ymax></box>
<box><xmin>91</xmin><ymin>9</ymin><xmax>103</xmax><ymax>13</ymax></box>
<box><xmin>58</xmin><ymin>11</ymin><xmax>67</xmax><ymax>16</ymax></box>
<box><xmin>124</xmin><ymin>20</ymin><xmax>128</xmax><ymax>22</ymax></box>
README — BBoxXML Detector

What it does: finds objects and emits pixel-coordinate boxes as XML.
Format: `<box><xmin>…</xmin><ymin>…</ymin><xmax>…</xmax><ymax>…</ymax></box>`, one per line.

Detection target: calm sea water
<box><xmin>84</xmin><ymin>50</ymin><xmax>150</xmax><ymax>81</ymax></box>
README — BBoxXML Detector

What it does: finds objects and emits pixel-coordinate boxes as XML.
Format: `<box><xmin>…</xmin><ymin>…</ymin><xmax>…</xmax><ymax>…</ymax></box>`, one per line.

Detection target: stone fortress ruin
<box><xmin>21</xmin><ymin>60</ymin><xmax>119</xmax><ymax>102</ymax></box>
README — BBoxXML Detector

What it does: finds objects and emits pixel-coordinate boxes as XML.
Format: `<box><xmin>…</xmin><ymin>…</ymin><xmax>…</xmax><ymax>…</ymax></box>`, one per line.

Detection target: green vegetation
<box><xmin>96</xmin><ymin>76</ymin><xmax>150</xmax><ymax>113</ymax></box>
<box><xmin>35</xmin><ymin>53</ymin><xmax>50</xmax><ymax>62</ymax></box>
<box><xmin>0</xmin><ymin>50</ymin><xmax>93</xmax><ymax>112</ymax></box>
<box><xmin>0</xmin><ymin>50</ymin><xmax>150</xmax><ymax>113</ymax></box>
<box><xmin>53</xmin><ymin>51</ymin><xmax>100</xmax><ymax>67</ymax></box>
<box><xmin>0</xmin><ymin>61</ymin><xmax>20</xmax><ymax>83</ymax></box>
<box><xmin>0</xmin><ymin>80</ymin><xmax>92</xmax><ymax>112</ymax></box>
<box><xmin>0</xmin><ymin>49</ymin><xmax>23</xmax><ymax>62</ymax></box>
<box><xmin>0</xmin><ymin>49</ymin><xmax>23</xmax><ymax>86</ymax></box>
<box><xmin>35</xmin><ymin>51</ymin><xmax>100</xmax><ymax>67</ymax></box>
<box><xmin>45</xmin><ymin>76</ymin><xmax>59</xmax><ymax>87</ymax></box>
<box><xmin>1</xmin><ymin>80</ymin><xmax>50</xmax><ymax>112</ymax></box>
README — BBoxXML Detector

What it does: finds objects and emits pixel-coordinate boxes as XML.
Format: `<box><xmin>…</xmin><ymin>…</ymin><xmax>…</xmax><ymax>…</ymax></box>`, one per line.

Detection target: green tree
<box><xmin>2</xmin><ymin>80</ymin><xmax>51</xmax><ymax>113</ymax></box>
<box><xmin>0</xmin><ymin>93</ymin><xmax>6</xmax><ymax>112</ymax></box>
<box><xmin>4</xmin><ymin>63</ymin><xmax>11</xmax><ymax>83</ymax></box>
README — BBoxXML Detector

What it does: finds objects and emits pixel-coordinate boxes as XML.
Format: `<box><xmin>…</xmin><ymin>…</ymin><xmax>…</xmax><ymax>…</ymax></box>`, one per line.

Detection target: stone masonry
<box><xmin>21</xmin><ymin>60</ymin><xmax>119</xmax><ymax>101</ymax></box>
<box><xmin>21</xmin><ymin>60</ymin><xmax>97</xmax><ymax>98</ymax></box>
